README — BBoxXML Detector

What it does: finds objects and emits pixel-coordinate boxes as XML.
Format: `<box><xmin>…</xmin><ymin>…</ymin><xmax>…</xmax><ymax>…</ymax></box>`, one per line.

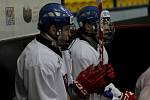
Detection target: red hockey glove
<box><xmin>120</xmin><ymin>91</ymin><xmax>135</xmax><ymax>100</ymax></box>
<box><xmin>74</xmin><ymin>64</ymin><xmax>115</xmax><ymax>97</ymax></box>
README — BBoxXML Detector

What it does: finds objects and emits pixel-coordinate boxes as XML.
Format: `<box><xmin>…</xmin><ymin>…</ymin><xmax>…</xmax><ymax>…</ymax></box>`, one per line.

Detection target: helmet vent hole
<box><xmin>48</xmin><ymin>12</ymin><xmax>55</xmax><ymax>16</ymax></box>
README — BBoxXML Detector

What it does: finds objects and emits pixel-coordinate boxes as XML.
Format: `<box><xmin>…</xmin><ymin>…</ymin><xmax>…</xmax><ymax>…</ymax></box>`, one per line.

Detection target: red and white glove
<box><xmin>120</xmin><ymin>91</ymin><xmax>135</xmax><ymax>100</ymax></box>
<box><xmin>74</xmin><ymin>64</ymin><xmax>115</xmax><ymax>97</ymax></box>
<box><xmin>104</xmin><ymin>83</ymin><xmax>135</xmax><ymax>100</ymax></box>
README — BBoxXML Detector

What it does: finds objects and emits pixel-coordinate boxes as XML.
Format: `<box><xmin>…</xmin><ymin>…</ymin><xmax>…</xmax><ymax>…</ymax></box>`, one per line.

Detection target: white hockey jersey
<box><xmin>69</xmin><ymin>38</ymin><xmax>109</xmax><ymax>100</ymax></box>
<box><xmin>15</xmin><ymin>38</ymin><xmax>68</xmax><ymax>100</ymax></box>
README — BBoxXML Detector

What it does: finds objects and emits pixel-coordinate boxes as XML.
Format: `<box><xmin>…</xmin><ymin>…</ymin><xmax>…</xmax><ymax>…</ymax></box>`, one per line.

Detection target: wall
<box><xmin>110</xmin><ymin>6</ymin><xmax>148</xmax><ymax>22</ymax></box>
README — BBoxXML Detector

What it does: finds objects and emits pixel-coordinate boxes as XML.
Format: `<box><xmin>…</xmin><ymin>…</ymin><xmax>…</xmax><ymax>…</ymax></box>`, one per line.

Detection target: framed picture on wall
<box><xmin>5</xmin><ymin>7</ymin><xmax>15</xmax><ymax>25</ymax></box>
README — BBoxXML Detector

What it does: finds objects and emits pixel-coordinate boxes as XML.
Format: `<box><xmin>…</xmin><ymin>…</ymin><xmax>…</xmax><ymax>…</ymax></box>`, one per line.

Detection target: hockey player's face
<box><xmin>57</xmin><ymin>25</ymin><xmax>71</xmax><ymax>46</ymax></box>
<box><xmin>100</xmin><ymin>17</ymin><xmax>111</xmax><ymax>33</ymax></box>
<box><xmin>47</xmin><ymin>25</ymin><xmax>58</xmax><ymax>40</ymax></box>
<box><xmin>85</xmin><ymin>22</ymin><xmax>99</xmax><ymax>35</ymax></box>
<box><xmin>61</xmin><ymin>25</ymin><xmax>71</xmax><ymax>41</ymax></box>
<box><xmin>48</xmin><ymin>25</ymin><xmax>71</xmax><ymax>42</ymax></box>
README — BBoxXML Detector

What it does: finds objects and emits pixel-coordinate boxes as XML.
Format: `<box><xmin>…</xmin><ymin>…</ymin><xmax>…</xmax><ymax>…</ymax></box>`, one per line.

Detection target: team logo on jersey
<box><xmin>23</xmin><ymin>7</ymin><xmax>32</xmax><ymax>23</ymax></box>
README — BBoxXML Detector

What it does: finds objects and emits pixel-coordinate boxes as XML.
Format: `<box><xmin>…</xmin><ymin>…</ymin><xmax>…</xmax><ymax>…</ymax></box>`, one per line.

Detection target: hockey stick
<box><xmin>96</xmin><ymin>0</ymin><xmax>104</xmax><ymax>67</ymax></box>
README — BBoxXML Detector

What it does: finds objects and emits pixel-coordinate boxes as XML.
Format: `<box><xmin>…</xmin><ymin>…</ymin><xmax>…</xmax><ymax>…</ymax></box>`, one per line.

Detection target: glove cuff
<box><xmin>74</xmin><ymin>81</ymin><xmax>88</xmax><ymax>97</ymax></box>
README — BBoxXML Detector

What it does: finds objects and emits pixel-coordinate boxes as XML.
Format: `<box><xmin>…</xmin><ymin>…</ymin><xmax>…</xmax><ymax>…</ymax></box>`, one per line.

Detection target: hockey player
<box><xmin>67</xmin><ymin>7</ymin><xmax>136</xmax><ymax>100</ymax></box>
<box><xmin>100</xmin><ymin>10</ymin><xmax>115</xmax><ymax>47</ymax></box>
<box><xmin>68</xmin><ymin>6</ymin><xmax>115</xmax><ymax>100</ymax></box>
<box><xmin>14</xmin><ymin>3</ymin><xmax>74</xmax><ymax>100</ymax></box>
<box><xmin>99</xmin><ymin>10</ymin><xmax>136</xmax><ymax>100</ymax></box>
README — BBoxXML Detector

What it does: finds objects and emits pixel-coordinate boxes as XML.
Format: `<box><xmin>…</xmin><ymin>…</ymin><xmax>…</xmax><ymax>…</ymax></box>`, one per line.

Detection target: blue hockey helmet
<box><xmin>38</xmin><ymin>3</ymin><xmax>74</xmax><ymax>33</ymax></box>
<box><xmin>76</xmin><ymin>6</ymin><xmax>99</xmax><ymax>27</ymax></box>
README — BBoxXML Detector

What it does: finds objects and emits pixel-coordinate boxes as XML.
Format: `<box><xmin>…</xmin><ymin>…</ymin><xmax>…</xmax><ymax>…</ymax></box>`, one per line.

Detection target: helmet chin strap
<box><xmin>40</xmin><ymin>32</ymin><xmax>57</xmax><ymax>46</ymax></box>
<box><xmin>41</xmin><ymin>26</ymin><xmax>64</xmax><ymax>45</ymax></box>
<box><xmin>42</xmin><ymin>26</ymin><xmax>71</xmax><ymax>50</ymax></box>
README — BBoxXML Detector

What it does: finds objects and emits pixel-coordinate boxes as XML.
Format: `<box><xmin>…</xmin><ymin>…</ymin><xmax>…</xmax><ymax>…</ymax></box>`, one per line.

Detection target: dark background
<box><xmin>107</xmin><ymin>16</ymin><xmax>150</xmax><ymax>92</ymax></box>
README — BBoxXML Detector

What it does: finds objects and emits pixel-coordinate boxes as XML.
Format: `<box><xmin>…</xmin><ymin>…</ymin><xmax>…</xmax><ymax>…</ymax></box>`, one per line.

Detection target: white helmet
<box><xmin>100</xmin><ymin>10</ymin><xmax>110</xmax><ymax>18</ymax></box>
